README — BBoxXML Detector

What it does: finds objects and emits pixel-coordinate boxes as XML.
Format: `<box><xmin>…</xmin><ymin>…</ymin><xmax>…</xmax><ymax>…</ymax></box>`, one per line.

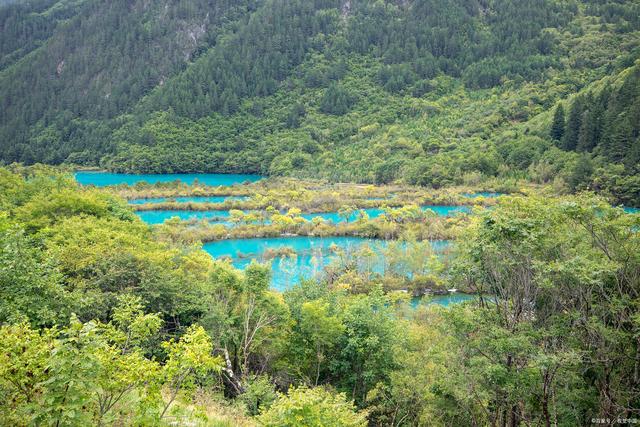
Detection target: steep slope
<box><xmin>516</xmin><ymin>61</ymin><xmax>640</xmax><ymax>205</ymax></box>
<box><xmin>0</xmin><ymin>0</ymin><xmax>639</xmax><ymax>202</ymax></box>
<box><xmin>0</xmin><ymin>0</ymin><xmax>256</xmax><ymax>162</ymax></box>
<box><xmin>0</xmin><ymin>0</ymin><xmax>87</xmax><ymax>71</ymax></box>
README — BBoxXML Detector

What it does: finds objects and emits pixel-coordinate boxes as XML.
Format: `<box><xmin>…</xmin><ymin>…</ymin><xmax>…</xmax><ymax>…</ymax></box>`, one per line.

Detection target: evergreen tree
<box><xmin>576</xmin><ymin>109</ymin><xmax>596</xmax><ymax>152</ymax></box>
<box><xmin>568</xmin><ymin>154</ymin><xmax>594</xmax><ymax>191</ymax></box>
<box><xmin>319</xmin><ymin>83</ymin><xmax>353</xmax><ymax>116</ymax></box>
<box><xmin>285</xmin><ymin>103</ymin><xmax>306</xmax><ymax>129</ymax></box>
<box><xmin>563</xmin><ymin>97</ymin><xmax>583</xmax><ymax>151</ymax></box>
<box><xmin>550</xmin><ymin>104</ymin><xmax>565</xmax><ymax>142</ymax></box>
<box><xmin>600</xmin><ymin>68</ymin><xmax>640</xmax><ymax>164</ymax></box>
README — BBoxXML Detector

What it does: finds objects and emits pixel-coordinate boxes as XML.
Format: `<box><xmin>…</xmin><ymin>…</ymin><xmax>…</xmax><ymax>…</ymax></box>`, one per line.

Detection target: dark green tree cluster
<box><xmin>0</xmin><ymin>0</ymin><xmax>251</xmax><ymax>163</ymax></box>
<box><xmin>348</xmin><ymin>0</ymin><xmax>571</xmax><ymax>89</ymax></box>
<box><xmin>0</xmin><ymin>0</ymin><xmax>639</xmax><ymax>206</ymax></box>
<box><xmin>584</xmin><ymin>0</ymin><xmax>640</xmax><ymax>32</ymax></box>
<box><xmin>142</xmin><ymin>0</ymin><xmax>342</xmax><ymax>119</ymax></box>
<box><xmin>319</xmin><ymin>82</ymin><xmax>354</xmax><ymax>115</ymax></box>
<box><xmin>546</xmin><ymin>66</ymin><xmax>640</xmax><ymax>199</ymax></box>
<box><xmin>0</xmin><ymin>0</ymin><xmax>626</xmax><ymax>167</ymax></box>
<box><xmin>0</xmin><ymin>0</ymin><xmax>80</xmax><ymax>71</ymax></box>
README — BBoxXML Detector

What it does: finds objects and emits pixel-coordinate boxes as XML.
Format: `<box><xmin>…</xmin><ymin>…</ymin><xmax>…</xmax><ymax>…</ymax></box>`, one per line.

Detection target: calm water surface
<box><xmin>203</xmin><ymin>236</ymin><xmax>450</xmax><ymax>291</ymax></box>
<box><xmin>136</xmin><ymin>205</ymin><xmax>471</xmax><ymax>225</ymax></box>
<box><xmin>129</xmin><ymin>196</ymin><xmax>249</xmax><ymax>204</ymax></box>
<box><xmin>75</xmin><ymin>172</ymin><xmax>263</xmax><ymax>187</ymax></box>
<box><xmin>136</xmin><ymin>210</ymin><xmax>236</xmax><ymax>225</ymax></box>
<box><xmin>301</xmin><ymin>205</ymin><xmax>470</xmax><ymax>223</ymax></box>
<box><xmin>422</xmin><ymin>205</ymin><xmax>471</xmax><ymax>215</ymax></box>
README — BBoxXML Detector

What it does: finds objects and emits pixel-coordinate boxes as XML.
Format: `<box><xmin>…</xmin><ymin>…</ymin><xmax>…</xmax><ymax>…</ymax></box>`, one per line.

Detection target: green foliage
<box><xmin>445</xmin><ymin>195</ymin><xmax>640</xmax><ymax>425</ymax></box>
<box><xmin>0</xmin><ymin>290</ymin><xmax>225</xmax><ymax>425</ymax></box>
<box><xmin>0</xmin><ymin>227</ymin><xmax>68</xmax><ymax>327</ymax></box>
<box><xmin>257</xmin><ymin>386</ymin><xmax>367</xmax><ymax>427</ymax></box>
<box><xmin>104</xmin><ymin>294</ymin><xmax>163</xmax><ymax>353</ymax></box>
<box><xmin>2</xmin><ymin>0</ymin><xmax>639</xmax><ymax>205</ymax></box>
<box><xmin>0</xmin><ymin>314</ymin><xmax>162</xmax><ymax>426</ymax></box>
<box><xmin>288</xmin><ymin>300</ymin><xmax>344</xmax><ymax>385</ymax></box>
<box><xmin>319</xmin><ymin>83</ymin><xmax>354</xmax><ymax>116</ymax></box>
<box><xmin>550</xmin><ymin>103</ymin><xmax>565</xmax><ymax>141</ymax></box>
<box><xmin>2</xmin><ymin>166</ymin><xmax>640</xmax><ymax>425</ymax></box>
<box><xmin>239</xmin><ymin>375</ymin><xmax>278</xmax><ymax>416</ymax></box>
<box><xmin>540</xmin><ymin>65</ymin><xmax>640</xmax><ymax>203</ymax></box>
<box><xmin>161</xmin><ymin>324</ymin><xmax>223</xmax><ymax>417</ymax></box>
<box><xmin>0</xmin><ymin>323</ymin><xmax>54</xmax><ymax>425</ymax></box>
<box><xmin>331</xmin><ymin>289</ymin><xmax>403</xmax><ymax>406</ymax></box>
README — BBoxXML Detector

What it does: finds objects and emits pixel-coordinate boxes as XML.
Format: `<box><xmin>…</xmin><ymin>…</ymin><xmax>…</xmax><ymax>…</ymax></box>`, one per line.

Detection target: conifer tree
<box><xmin>563</xmin><ymin>97</ymin><xmax>583</xmax><ymax>151</ymax></box>
<box><xmin>550</xmin><ymin>104</ymin><xmax>565</xmax><ymax>142</ymax></box>
<box><xmin>577</xmin><ymin>109</ymin><xmax>596</xmax><ymax>152</ymax></box>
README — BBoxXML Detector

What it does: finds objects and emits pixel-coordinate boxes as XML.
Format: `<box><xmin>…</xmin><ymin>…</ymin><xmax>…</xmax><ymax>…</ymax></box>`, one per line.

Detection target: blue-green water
<box><xmin>411</xmin><ymin>293</ymin><xmax>476</xmax><ymax>307</ymax></box>
<box><xmin>422</xmin><ymin>205</ymin><xmax>471</xmax><ymax>215</ymax></box>
<box><xmin>136</xmin><ymin>210</ymin><xmax>235</xmax><ymax>225</ymax></box>
<box><xmin>462</xmin><ymin>192</ymin><xmax>503</xmax><ymax>198</ymax></box>
<box><xmin>301</xmin><ymin>205</ymin><xmax>470</xmax><ymax>223</ymax></box>
<box><xmin>129</xmin><ymin>196</ymin><xmax>249</xmax><ymax>204</ymax></box>
<box><xmin>136</xmin><ymin>205</ymin><xmax>471</xmax><ymax>225</ymax></box>
<box><xmin>624</xmin><ymin>207</ymin><xmax>639</xmax><ymax>214</ymax></box>
<box><xmin>202</xmin><ymin>236</ymin><xmax>451</xmax><ymax>291</ymax></box>
<box><xmin>75</xmin><ymin>172</ymin><xmax>263</xmax><ymax>187</ymax></box>
<box><xmin>301</xmin><ymin>209</ymin><xmax>384</xmax><ymax>222</ymax></box>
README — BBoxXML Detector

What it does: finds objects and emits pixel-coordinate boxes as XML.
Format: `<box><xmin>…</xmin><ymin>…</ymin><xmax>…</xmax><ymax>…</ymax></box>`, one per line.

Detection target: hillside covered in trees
<box><xmin>1</xmin><ymin>0</ymin><xmax>639</xmax><ymax>203</ymax></box>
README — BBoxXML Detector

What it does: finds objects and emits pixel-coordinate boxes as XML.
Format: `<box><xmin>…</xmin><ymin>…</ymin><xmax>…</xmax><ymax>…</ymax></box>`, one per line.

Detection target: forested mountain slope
<box><xmin>1</xmin><ymin>0</ymin><xmax>639</xmax><ymax>201</ymax></box>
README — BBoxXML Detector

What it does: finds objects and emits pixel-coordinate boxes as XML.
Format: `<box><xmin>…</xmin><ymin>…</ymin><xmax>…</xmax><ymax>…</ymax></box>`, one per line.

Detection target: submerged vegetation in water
<box><xmin>1</xmin><ymin>166</ymin><xmax>639</xmax><ymax>425</ymax></box>
<box><xmin>115</xmin><ymin>177</ymin><xmax>507</xmax><ymax>209</ymax></box>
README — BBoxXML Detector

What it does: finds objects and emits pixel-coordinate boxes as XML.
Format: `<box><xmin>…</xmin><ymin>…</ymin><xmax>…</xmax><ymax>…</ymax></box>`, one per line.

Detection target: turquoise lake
<box><xmin>301</xmin><ymin>205</ymin><xmax>470</xmax><ymax>223</ymax></box>
<box><xmin>129</xmin><ymin>196</ymin><xmax>249</xmax><ymax>204</ymax></box>
<box><xmin>202</xmin><ymin>236</ymin><xmax>451</xmax><ymax>291</ymax></box>
<box><xmin>624</xmin><ymin>207</ymin><xmax>639</xmax><ymax>214</ymax></box>
<box><xmin>136</xmin><ymin>210</ymin><xmax>237</xmax><ymax>225</ymax></box>
<box><xmin>75</xmin><ymin>172</ymin><xmax>263</xmax><ymax>187</ymax></box>
<box><xmin>136</xmin><ymin>205</ymin><xmax>471</xmax><ymax>225</ymax></box>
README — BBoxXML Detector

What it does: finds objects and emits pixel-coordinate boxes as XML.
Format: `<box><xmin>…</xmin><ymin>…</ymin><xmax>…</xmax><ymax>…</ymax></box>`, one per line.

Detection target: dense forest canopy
<box><xmin>1</xmin><ymin>0</ymin><xmax>639</xmax><ymax>203</ymax></box>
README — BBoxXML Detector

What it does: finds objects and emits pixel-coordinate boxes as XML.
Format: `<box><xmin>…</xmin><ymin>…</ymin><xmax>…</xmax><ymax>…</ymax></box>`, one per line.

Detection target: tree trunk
<box><xmin>219</xmin><ymin>347</ymin><xmax>245</xmax><ymax>398</ymax></box>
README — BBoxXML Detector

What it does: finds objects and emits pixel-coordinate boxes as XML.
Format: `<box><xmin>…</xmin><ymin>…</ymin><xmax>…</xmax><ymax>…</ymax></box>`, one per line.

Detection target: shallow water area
<box><xmin>129</xmin><ymin>195</ymin><xmax>249</xmax><ymax>204</ymax></box>
<box><xmin>203</xmin><ymin>236</ymin><xmax>451</xmax><ymax>291</ymax></box>
<box><xmin>136</xmin><ymin>210</ymin><xmax>236</xmax><ymax>225</ymax></box>
<box><xmin>75</xmin><ymin>171</ymin><xmax>263</xmax><ymax>187</ymax></box>
<box><xmin>135</xmin><ymin>204</ymin><xmax>471</xmax><ymax>226</ymax></box>
<box><xmin>301</xmin><ymin>205</ymin><xmax>470</xmax><ymax>223</ymax></box>
<box><xmin>422</xmin><ymin>205</ymin><xmax>471</xmax><ymax>215</ymax></box>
